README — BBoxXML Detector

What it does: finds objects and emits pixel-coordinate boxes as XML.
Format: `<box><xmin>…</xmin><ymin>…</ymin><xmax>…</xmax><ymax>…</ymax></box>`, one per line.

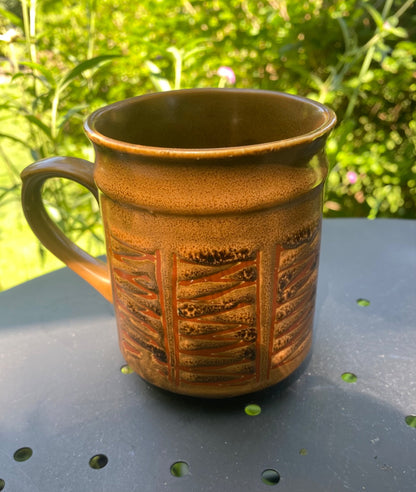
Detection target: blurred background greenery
<box><xmin>1</xmin><ymin>0</ymin><xmax>415</xmax><ymax>291</ymax></box>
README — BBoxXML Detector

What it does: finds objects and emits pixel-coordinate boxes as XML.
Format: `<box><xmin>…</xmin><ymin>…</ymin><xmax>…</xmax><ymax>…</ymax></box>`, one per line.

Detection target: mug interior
<box><xmin>89</xmin><ymin>89</ymin><xmax>332</xmax><ymax>150</ymax></box>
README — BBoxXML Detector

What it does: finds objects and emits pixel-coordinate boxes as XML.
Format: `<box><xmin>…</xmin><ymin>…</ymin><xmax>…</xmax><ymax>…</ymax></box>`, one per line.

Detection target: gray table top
<box><xmin>0</xmin><ymin>219</ymin><xmax>415</xmax><ymax>492</ymax></box>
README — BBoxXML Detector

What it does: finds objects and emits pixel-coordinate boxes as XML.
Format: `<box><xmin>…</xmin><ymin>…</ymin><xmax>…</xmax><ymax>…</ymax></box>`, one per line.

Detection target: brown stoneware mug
<box><xmin>21</xmin><ymin>89</ymin><xmax>336</xmax><ymax>398</ymax></box>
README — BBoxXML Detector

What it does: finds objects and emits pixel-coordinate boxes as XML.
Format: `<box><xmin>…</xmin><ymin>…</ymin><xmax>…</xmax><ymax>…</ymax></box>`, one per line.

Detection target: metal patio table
<box><xmin>0</xmin><ymin>218</ymin><xmax>415</xmax><ymax>492</ymax></box>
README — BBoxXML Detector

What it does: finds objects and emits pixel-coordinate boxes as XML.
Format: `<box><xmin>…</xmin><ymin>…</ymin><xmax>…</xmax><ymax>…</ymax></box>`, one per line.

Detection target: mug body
<box><xmin>86</xmin><ymin>89</ymin><xmax>336</xmax><ymax>397</ymax></box>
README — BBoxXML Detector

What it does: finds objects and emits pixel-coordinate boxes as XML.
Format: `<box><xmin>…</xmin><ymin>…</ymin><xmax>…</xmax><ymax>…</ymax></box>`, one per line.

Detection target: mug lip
<box><xmin>84</xmin><ymin>88</ymin><xmax>337</xmax><ymax>159</ymax></box>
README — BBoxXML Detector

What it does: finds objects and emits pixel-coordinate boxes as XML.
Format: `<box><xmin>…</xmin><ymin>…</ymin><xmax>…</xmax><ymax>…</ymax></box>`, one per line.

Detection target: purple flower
<box><xmin>216</xmin><ymin>66</ymin><xmax>236</xmax><ymax>86</ymax></box>
<box><xmin>346</xmin><ymin>171</ymin><xmax>358</xmax><ymax>184</ymax></box>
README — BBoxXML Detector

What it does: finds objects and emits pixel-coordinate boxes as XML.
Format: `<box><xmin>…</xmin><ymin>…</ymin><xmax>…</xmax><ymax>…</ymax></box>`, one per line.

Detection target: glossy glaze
<box><xmin>21</xmin><ymin>89</ymin><xmax>336</xmax><ymax>397</ymax></box>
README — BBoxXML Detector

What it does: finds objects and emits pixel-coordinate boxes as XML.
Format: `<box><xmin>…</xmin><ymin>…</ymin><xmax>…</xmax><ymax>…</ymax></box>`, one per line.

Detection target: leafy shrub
<box><xmin>0</xmin><ymin>0</ymin><xmax>415</xmax><ymax>287</ymax></box>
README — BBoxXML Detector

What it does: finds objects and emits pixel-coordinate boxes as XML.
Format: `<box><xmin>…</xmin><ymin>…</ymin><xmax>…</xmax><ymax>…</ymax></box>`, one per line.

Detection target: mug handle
<box><xmin>21</xmin><ymin>156</ymin><xmax>112</xmax><ymax>303</ymax></box>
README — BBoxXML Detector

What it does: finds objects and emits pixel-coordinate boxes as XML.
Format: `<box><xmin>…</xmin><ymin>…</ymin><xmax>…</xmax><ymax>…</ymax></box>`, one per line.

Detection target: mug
<box><xmin>21</xmin><ymin>89</ymin><xmax>336</xmax><ymax>398</ymax></box>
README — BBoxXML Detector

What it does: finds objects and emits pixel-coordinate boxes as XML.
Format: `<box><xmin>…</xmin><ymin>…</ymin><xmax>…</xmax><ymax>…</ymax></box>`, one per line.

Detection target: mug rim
<box><xmin>84</xmin><ymin>88</ymin><xmax>337</xmax><ymax>159</ymax></box>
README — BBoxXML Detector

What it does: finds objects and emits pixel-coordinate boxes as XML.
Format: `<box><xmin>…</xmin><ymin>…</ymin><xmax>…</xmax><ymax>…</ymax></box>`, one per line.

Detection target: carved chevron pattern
<box><xmin>269</xmin><ymin>223</ymin><xmax>320</xmax><ymax>373</ymax></box>
<box><xmin>109</xmin><ymin>222</ymin><xmax>320</xmax><ymax>392</ymax></box>
<box><xmin>109</xmin><ymin>235</ymin><xmax>169</xmax><ymax>379</ymax></box>
<box><xmin>172</xmin><ymin>248</ymin><xmax>260</xmax><ymax>387</ymax></box>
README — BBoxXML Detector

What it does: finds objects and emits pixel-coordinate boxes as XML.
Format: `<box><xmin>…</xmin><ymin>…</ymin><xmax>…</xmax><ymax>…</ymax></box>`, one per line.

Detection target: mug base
<box><xmin>122</xmin><ymin>338</ymin><xmax>312</xmax><ymax>399</ymax></box>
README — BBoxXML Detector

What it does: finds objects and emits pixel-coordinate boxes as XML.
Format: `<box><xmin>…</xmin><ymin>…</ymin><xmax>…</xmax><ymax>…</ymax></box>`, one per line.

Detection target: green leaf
<box><xmin>336</xmin><ymin>17</ymin><xmax>352</xmax><ymax>52</ymax></box>
<box><xmin>19</xmin><ymin>62</ymin><xmax>56</xmax><ymax>87</ymax></box>
<box><xmin>11</xmin><ymin>71</ymin><xmax>52</xmax><ymax>91</ymax></box>
<box><xmin>386</xmin><ymin>26</ymin><xmax>408</xmax><ymax>39</ymax></box>
<box><xmin>364</xmin><ymin>4</ymin><xmax>384</xmax><ymax>30</ymax></box>
<box><xmin>0</xmin><ymin>7</ymin><xmax>23</xmax><ymax>28</ymax></box>
<box><xmin>386</xmin><ymin>15</ymin><xmax>399</xmax><ymax>27</ymax></box>
<box><xmin>58</xmin><ymin>104</ymin><xmax>89</xmax><ymax>128</ymax></box>
<box><xmin>24</xmin><ymin>115</ymin><xmax>53</xmax><ymax>140</ymax></box>
<box><xmin>145</xmin><ymin>60</ymin><xmax>172</xmax><ymax>92</ymax></box>
<box><xmin>0</xmin><ymin>132</ymin><xmax>33</xmax><ymax>149</ymax></box>
<box><xmin>0</xmin><ymin>101</ymin><xmax>16</xmax><ymax>111</ymax></box>
<box><xmin>149</xmin><ymin>74</ymin><xmax>172</xmax><ymax>92</ymax></box>
<box><xmin>0</xmin><ymin>185</ymin><xmax>20</xmax><ymax>206</ymax></box>
<box><xmin>181</xmin><ymin>38</ymin><xmax>209</xmax><ymax>61</ymax></box>
<box><xmin>10</xmin><ymin>72</ymin><xmax>26</xmax><ymax>82</ymax></box>
<box><xmin>57</xmin><ymin>54</ymin><xmax>121</xmax><ymax>93</ymax></box>
<box><xmin>309</xmin><ymin>73</ymin><xmax>325</xmax><ymax>91</ymax></box>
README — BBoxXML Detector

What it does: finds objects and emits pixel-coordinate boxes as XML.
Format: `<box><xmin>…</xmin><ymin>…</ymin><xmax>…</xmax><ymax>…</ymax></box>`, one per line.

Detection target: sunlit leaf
<box><xmin>0</xmin><ymin>132</ymin><xmax>33</xmax><ymax>148</ymax></box>
<box><xmin>363</xmin><ymin>4</ymin><xmax>384</xmax><ymax>30</ymax></box>
<box><xmin>20</xmin><ymin>62</ymin><xmax>56</xmax><ymax>87</ymax></box>
<box><xmin>58</xmin><ymin>105</ymin><xmax>89</xmax><ymax>128</ymax></box>
<box><xmin>57</xmin><ymin>54</ymin><xmax>121</xmax><ymax>93</ymax></box>
<box><xmin>0</xmin><ymin>185</ymin><xmax>19</xmax><ymax>205</ymax></box>
<box><xmin>386</xmin><ymin>26</ymin><xmax>408</xmax><ymax>39</ymax></box>
<box><xmin>0</xmin><ymin>7</ymin><xmax>23</xmax><ymax>28</ymax></box>
<box><xmin>145</xmin><ymin>60</ymin><xmax>172</xmax><ymax>91</ymax></box>
<box><xmin>23</xmin><ymin>115</ymin><xmax>53</xmax><ymax>140</ymax></box>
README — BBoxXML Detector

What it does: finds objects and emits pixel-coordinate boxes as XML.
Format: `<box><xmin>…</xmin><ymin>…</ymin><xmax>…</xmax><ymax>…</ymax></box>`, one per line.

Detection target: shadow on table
<box><xmin>115</xmin><ymin>365</ymin><xmax>416</xmax><ymax>491</ymax></box>
<box><xmin>0</xmin><ymin>266</ymin><xmax>113</xmax><ymax>330</ymax></box>
<box><xmin>2</xmin><ymin>364</ymin><xmax>415</xmax><ymax>492</ymax></box>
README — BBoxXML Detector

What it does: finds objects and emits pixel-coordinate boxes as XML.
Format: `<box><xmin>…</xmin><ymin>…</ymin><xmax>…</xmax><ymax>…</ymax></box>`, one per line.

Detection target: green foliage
<box><xmin>0</xmin><ymin>0</ymin><xmax>415</xmax><ymax>289</ymax></box>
